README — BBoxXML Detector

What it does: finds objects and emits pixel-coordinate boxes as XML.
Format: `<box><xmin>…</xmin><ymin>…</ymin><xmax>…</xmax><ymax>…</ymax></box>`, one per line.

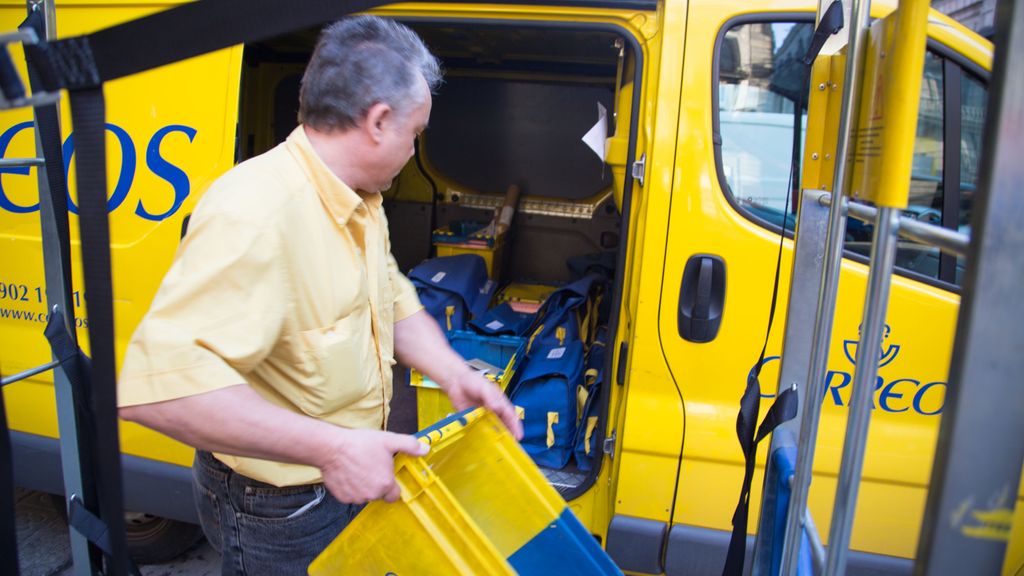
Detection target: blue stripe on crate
<box><xmin>507</xmin><ymin>508</ymin><xmax>623</xmax><ymax>575</ymax></box>
<box><xmin>415</xmin><ymin>407</ymin><xmax>475</xmax><ymax>441</ymax></box>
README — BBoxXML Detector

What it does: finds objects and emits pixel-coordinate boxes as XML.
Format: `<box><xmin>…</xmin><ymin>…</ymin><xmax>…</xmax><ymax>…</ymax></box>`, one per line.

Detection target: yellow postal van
<box><xmin>1</xmin><ymin>0</ymin><xmax>1020</xmax><ymax>573</ymax></box>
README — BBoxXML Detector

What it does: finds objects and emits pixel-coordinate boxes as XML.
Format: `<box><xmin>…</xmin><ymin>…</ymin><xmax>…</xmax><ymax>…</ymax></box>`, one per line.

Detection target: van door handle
<box><xmin>678</xmin><ymin>254</ymin><xmax>726</xmax><ymax>343</ymax></box>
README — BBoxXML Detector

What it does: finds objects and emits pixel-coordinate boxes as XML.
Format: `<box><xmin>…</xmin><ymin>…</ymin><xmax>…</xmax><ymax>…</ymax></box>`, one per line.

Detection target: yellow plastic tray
<box><xmin>309</xmin><ymin>409</ymin><xmax>622</xmax><ymax>575</ymax></box>
<box><xmin>435</xmin><ymin>237</ymin><xmax>506</xmax><ymax>281</ymax></box>
<box><xmin>409</xmin><ymin>332</ymin><xmax>525</xmax><ymax>429</ymax></box>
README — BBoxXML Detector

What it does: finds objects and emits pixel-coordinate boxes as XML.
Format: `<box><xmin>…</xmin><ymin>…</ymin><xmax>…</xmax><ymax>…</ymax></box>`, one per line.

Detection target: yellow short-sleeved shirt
<box><xmin>118</xmin><ymin>126</ymin><xmax>423</xmax><ymax>486</ymax></box>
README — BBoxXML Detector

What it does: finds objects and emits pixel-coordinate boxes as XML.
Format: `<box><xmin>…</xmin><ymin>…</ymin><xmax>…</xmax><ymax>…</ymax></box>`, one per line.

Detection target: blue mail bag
<box><xmin>408</xmin><ymin>254</ymin><xmax>495</xmax><ymax>332</ymax></box>
<box><xmin>510</xmin><ymin>339</ymin><xmax>584</xmax><ymax>469</ymax></box>
<box><xmin>574</xmin><ymin>328</ymin><xmax>608</xmax><ymax>472</ymax></box>
<box><xmin>527</xmin><ymin>273</ymin><xmax>604</xmax><ymax>347</ymax></box>
<box><xmin>469</xmin><ymin>302</ymin><xmax>535</xmax><ymax>337</ymax></box>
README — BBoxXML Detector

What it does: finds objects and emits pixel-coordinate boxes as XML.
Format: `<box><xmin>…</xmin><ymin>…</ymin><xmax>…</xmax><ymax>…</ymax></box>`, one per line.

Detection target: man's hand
<box><xmin>319</xmin><ymin>429</ymin><xmax>429</xmax><ymax>504</ymax></box>
<box><xmin>445</xmin><ymin>370</ymin><xmax>524</xmax><ymax>441</ymax></box>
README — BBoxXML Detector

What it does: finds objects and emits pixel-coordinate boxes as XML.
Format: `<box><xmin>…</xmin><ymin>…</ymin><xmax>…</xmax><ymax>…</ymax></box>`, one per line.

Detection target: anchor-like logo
<box><xmin>843</xmin><ymin>324</ymin><xmax>900</xmax><ymax>368</ymax></box>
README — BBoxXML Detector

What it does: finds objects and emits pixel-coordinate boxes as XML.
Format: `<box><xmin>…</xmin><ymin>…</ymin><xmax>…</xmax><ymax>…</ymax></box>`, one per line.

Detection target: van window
<box><xmin>715</xmin><ymin>18</ymin><xmax>989</xmax><ymax>287</ymax></box>
<box><xmin>716</xmin><ymin>20</ymin><xmax>813</xmax><ymax>227</ymax></box>
<box><xmin>842</xmin><ymin>54</ymin><xmax>988</xmax><ymax>285</ymax></box>
<box><xmin>846</xmin><ymin>51</ymin><xmax>946</xmax><ymax>281</ymax></box>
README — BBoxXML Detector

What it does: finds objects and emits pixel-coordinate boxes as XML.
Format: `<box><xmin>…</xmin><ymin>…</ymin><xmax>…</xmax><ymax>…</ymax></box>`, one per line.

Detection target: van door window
<box><xmin>842</xmin><ymin>53</ymin><xmax>988</xmax><ymax>286</ymax></box>
<box><xmin>715</xmin><ymin>18</ymin><xmax>989</xmax><ymax>288</ymax></box>
<box><xmin>715</xmin><ymin>20</ymin><xmax>813</xmax><ymax>229</ymax></box>
<box><xmin>844</xmin><ymin>51</ymin><xmax>946</xmax><ymax>281</ymax></box>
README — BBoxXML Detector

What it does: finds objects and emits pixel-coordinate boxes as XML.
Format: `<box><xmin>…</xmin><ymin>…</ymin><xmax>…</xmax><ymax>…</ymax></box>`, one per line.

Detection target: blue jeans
<box><xmin>192</xmin><ymin>450</ymin><xmax>360</xmax><ymax>576</ymax></box>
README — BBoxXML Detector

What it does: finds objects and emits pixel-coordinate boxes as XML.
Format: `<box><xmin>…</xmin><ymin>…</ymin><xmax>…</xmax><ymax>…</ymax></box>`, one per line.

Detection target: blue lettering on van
<box><xmin>758</xmin><ymin>326</ymin><xmax>946</xmax><ymax>415</ymax></box>
<box><xmin>879</xmin><ymin>378</ymin><xmax>915</xmax><ymax>413</ymax></box>
<box><xmin>0</xmin><ymin>121</ymin><xmax>196</xmax><ymax>220</ymax></box>
<box><xmin>137</xmin><ymin>125</ymin><xmax>197</xmax><ymax>221</ymax></box>
<box><xmin>0</xmin><ymin>121</ymin><xmax>37</xmax><ymax>213</ymax></box>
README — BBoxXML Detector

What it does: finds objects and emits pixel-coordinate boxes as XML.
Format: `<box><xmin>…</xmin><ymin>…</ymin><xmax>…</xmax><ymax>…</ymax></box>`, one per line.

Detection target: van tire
<box><xmin>123</xmin><ymin>512</ymin><xmax>204</xmax><ymax>564</ymax></box>
<box><xmin>49</xmin><ymin>494</ymin><xmax>204</xmax><ymax>564</ymax></box>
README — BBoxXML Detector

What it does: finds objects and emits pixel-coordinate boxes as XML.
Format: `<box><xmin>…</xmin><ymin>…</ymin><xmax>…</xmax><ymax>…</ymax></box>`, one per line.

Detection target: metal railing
<box><xmin>753</xmin><ymin>0</ymin><xmax>1024</xmax><ymax>574</ymax></box>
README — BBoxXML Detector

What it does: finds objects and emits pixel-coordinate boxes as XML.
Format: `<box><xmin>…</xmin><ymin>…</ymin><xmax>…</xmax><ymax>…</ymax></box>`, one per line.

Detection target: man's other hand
<box><xmin>320</xmin><ymin>429</ymin><xmax>429</xmax><ymax>504</ymax></box>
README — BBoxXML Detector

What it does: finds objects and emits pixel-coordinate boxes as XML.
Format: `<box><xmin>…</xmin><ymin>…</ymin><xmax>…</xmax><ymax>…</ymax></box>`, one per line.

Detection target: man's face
<box><xmin>372</xmin><ymin>78</ymin><xmax>432</xmax><ymax>193</ymax></box>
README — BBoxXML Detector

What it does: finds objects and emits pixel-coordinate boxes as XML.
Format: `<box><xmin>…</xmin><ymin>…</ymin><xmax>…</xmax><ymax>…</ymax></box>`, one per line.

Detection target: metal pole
<box><xmin>751</xmin><ymin>188</ymin><xmax>832</xmax><ymax>576</ymax></box>
<box><xmin>0</xmin><ymin>157</ymin><xmax>44</xmax><ymax>168</ymax></box>
<box><xmin>25</xmin><ymin>1</ymin><xmax>97</xmax><ymax>574</ymax></box>
<box><xmin>0</xmin><ymin>360</ymin><xmax>58</xmax><ymax>387</ymax></box>
<box><xmin>824</xmin><ymin>206</ymin><xmax>900</xmax><ymax>575</ymax></box>
<box><xmin>842</xmin><ymin>198</ymin><xmax>970</xmax><ymax>258</ymax></box>
<box><xmin>915</xmin><ymin>0</ymin><xmax>1024</xmax><ymax>572</ymax></box>
<box><xmin>779</xmin><ymin>0</ymin><xmax>872</xmax><ymax>571</ymax></box>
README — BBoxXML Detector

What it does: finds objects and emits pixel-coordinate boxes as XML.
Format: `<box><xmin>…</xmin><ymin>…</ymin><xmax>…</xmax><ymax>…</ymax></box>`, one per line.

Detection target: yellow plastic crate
<box><xmin>409</xmin><ymin>331</ymin><xmax>525</xmax><ymax>429</ymax></box>
<box><xmin>433</xmin><ymin>219</ymin><xmax>507</xmax><ymax>280</ymax></box>
<box><xmin>434</xmin><ymin>239</ymin><xmax>506</xmax><ymax>281</ymax></box>
<box><xmin>496</xmin><ymin>282</ymin><xmax>557</xmax><ymax>314</ymax></box>
<box><xmin>308</xmin><ymin>408</ymin><xmax>622</xmax><ymax>576</ymax></box>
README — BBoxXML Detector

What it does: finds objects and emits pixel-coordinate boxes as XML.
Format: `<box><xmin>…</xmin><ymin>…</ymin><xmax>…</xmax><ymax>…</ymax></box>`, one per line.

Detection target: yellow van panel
<box><xmin>0</xmin><ymin>3</ymin><xmax>240</xmax><ymax>468</ymax></box>
<box><xmin>650</xmin><ymin>0</ymin><xmax>1005</xmax><ymax>565</ymax></box>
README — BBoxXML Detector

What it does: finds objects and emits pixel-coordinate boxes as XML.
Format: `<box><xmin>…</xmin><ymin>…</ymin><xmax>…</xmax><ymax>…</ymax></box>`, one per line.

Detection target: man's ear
<box><xmin>363</xmin><ymin>102</ymin><xmax>393</xmax><ymax>144</ymax></box>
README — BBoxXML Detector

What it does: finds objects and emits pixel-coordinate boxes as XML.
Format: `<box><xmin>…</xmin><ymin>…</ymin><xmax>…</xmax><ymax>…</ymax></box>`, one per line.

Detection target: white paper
<box><xmin>547</xmin><ymin>347</ymin><xmax>566</xmax><ymax>360</ymax></box>
<box><xmin>431</xmin><ymin>271</ymin><xmax>446</xmax><ymax>283</ymax></box>
<box><xmin>486</xmin><ymin>320</ymin><xmax>505</xmax><ymax>330</ymax></box>
<box><xmin>466</xmin><ymin>358</ymin><xmax>500</xmax><ymax>374</ymax></box>
<box><xmin>581</xmin><ymin>102</ymin><xmax>608</xmax><ymax>162</ymax></box>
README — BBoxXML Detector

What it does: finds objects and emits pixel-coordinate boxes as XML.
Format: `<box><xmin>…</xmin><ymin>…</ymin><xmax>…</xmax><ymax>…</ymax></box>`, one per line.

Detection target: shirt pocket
<box><xmin>271</xmin><ymin>307</ymin><xmax>376</xmax><ymax>417</ymax></box>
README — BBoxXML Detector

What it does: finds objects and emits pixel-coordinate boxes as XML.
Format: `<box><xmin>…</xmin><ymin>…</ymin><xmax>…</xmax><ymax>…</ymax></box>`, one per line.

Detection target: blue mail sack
<box><xmin>408</xmin><ymin>254</ymin><xmax>495</xmax><ymax>332</ymax></box>
<box><xmin>511</xmin><ymin>339</ymin><xmax>584</xmax><ymax>469</ymax></box>
<box><xmin>574</xmin><ymin>328</ymin><xmax>608</xmax><ymax>471</ymax></box>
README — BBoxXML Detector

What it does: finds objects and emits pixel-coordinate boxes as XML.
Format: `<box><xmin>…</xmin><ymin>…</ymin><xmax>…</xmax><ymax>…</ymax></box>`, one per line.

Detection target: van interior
<box><xmin>237</xmin><ymin>19</ymin><xmax>638</xmax><ymax>496</ymax></box>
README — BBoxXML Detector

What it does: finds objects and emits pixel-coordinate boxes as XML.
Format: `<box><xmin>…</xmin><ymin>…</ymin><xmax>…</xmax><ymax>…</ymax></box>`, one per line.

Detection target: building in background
<box><xmin>932</xmin><ymin>0</ymin><xmax>996</xmax><ymax>38</ymax></box>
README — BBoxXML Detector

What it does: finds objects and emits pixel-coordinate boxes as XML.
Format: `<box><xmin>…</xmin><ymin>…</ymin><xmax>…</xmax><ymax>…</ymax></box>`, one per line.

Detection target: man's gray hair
<box><xmin>299</xmin><ymin>16</ymin><xmax>441</xmax><ymax>131</ymax></box>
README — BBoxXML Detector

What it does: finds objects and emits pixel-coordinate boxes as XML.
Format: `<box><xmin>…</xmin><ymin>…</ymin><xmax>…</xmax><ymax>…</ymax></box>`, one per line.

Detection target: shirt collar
<box><xmin>285</xmin><ymin>126</ymin><xmax>382</xmax><ymax>226</ymax></box>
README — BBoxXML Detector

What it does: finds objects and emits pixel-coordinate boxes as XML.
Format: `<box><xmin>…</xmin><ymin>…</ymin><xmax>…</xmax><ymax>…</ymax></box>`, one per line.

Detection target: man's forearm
<box><xmin>121</xmin><ymin>383</ymin><xmax>429</xmax><ymax>503</ymax></box>
<box><xmin>119</xmin><ymin>384</ymin><xmax>343</xmax><ymax>470</ymax></box>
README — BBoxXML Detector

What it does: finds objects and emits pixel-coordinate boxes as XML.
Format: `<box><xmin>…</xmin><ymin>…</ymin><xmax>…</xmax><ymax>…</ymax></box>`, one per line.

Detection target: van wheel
<box><xmin>49</xmin><ymin>494</ymin><xmax>203</xmax><ymax>564</ymax></box>
<box><xmin>123</xmin><ymin>512</ymin><xmax>204</xmax><ymax>564</ymax></box>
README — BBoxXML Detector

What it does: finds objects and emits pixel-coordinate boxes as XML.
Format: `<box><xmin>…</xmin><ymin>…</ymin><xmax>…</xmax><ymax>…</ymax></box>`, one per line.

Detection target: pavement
<box><xmin>14</xmin><ymin>488</ymin><xmax>219</xmax><ymax>576</ymax></box>
<box><xmin>13</xmin><ymin>373</ymin><xmax>420</xmax><ymax>575</ymax></box>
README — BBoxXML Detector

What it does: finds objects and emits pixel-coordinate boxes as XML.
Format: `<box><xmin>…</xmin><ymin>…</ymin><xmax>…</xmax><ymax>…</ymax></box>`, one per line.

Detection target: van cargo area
<box><xmin>237</xmin><ymin>21</ymin><xmax>637</xmax><ymax>496</ymax></box>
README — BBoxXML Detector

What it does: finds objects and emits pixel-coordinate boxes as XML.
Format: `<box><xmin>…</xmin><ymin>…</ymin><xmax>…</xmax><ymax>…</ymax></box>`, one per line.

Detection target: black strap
<box><xmin>803</xmin><ymin>1</ymin><xmax>845</xmax><ymax>66</ymax></box>
<box><xmin>0</xmin><ymin>39</ymin><xmax>25</xmax><ymax>100</ymax></box>
<box><xmin>67</xmin><ymin>496</ymin><xmax>143</xmax><ymax>576</ymax></box>
<box><xmin>22</xmin><ymin>10</ymin><xmax>76</xmax><ymax>316</ymax></box>
<box><xmin>67</xmin><ymin>85</ymin><xmax>135</xmax><ymax>576</ymax></box>
<box><xmin>30</xmin><ymin>5</ymin><xmax>133</xmax><ymax>551</ymax></box>
<box><xmin>28</xmin><ymin>0</ymin><xmax>406</xmax><ymax>91</ymax></box>
<box><xmin>722</xmin><ymin>370</ymin><xmax>799</xmax><ymax>576</ymax></box>
<box><xmin>721</xmin><ymin>5</ymin><xmax>843</xmax><ymax>575</ymax></box>
<box><xmin>0</xmin><ymin>380</ymin><xmax>20</xmax><ymax>576</ymax></box>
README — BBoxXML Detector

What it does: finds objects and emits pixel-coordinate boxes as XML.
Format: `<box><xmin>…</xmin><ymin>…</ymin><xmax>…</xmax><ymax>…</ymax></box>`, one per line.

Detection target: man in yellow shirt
<box><xmin>117</xmin><ymin>16</ymin><xmax>521</xmax><ymax>575</ymax></box>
